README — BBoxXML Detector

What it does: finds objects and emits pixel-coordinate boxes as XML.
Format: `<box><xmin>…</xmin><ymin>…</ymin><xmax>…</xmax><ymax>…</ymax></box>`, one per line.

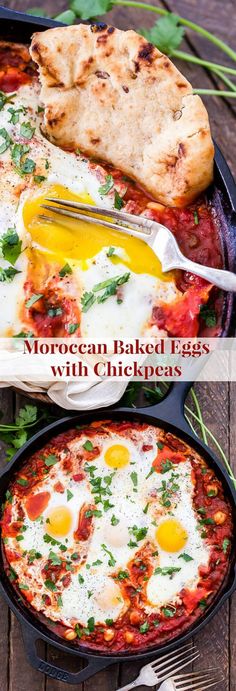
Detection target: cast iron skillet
<box><xmin>0</xmin><ymin>381</ymin><xmax>235</xmax><ymax>685</ymax></box>
<box><xmin>0</xmin><ymin>6</ymin><xmax>236</xmax><ymax>336</ymax></box>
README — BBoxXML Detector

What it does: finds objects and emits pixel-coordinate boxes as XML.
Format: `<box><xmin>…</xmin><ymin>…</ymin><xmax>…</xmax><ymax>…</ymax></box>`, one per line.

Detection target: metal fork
<box><xmin>115</xmin><ymin>643</ymin><xmax>199</xmax><ymax>690</ymax></box>
<box><xmin>40</xmin><ymin>198</ymin><xmax>236</xmax><ymax>291</ymax></box>
<box><xmin>159</xmin><ymin>670</ymin><xmax>223</xmax><ymax>691</ymax></box>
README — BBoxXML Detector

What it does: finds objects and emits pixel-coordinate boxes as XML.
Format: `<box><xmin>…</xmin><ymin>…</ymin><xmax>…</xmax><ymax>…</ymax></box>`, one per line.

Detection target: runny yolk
<box><xmin>46</xmin><ymin>506</ymin><xmax>72</xmax><ymax>538</ymax></box>
<box><xmin>156</xmin><ymin>518</ymin><xmax>188</xmax><ymax>553</ymax></box>
<box><xmin>22</xmin><ymin>184</ymin><xmax>171</xmax><ymax>280</ymax></box>
<box><xmin>104</xmin><ymin>444</ymin><xmax>130</xmax><ymax>469</ymax></box>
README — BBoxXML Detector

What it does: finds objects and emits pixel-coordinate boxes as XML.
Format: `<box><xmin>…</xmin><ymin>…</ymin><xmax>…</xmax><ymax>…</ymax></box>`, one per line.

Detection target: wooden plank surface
<box><xmin>0</xmin><ymin>1</ymin><xmax>235</xmax><ymax>690</ymax></box>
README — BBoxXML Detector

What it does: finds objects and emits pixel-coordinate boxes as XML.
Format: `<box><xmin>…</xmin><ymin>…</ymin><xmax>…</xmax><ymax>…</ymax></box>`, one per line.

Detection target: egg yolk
<box><xmin>156</xmin><ymin>519</ymin><xmax>188</xmax><ymax>553</ymax></box>
<box><xmin>104</xmin><ymin>444</ymin><xmax>130</xmax><ymax>469</ymax></box>
<box><xmin>46</xmin><ymin>506</ymin><xmax>72</xmax><ymax>538</ymax></box>
<box><xmin>96</xmin><ymin>581</ymin><xmax>123</xmax><ymax>609</ymax></box>
<box><xmin>22</xmin><ymin>183</ymin><xmax>171</xmax><ymax>280</ymax></box>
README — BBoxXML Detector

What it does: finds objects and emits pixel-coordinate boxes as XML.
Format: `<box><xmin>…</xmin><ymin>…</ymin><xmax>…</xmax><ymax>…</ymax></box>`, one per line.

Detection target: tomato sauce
<box><xmin>1</xmin><ymin>421</ymin><xmax>233</xmax><ymax>653</ymax></box>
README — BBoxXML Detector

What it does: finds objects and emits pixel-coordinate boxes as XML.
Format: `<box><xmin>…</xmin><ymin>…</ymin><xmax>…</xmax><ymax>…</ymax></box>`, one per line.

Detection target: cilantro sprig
<box><xmin>81</xmin><ymin>273</ymin><xmax>130</xmax><ymax>311</ymax></box>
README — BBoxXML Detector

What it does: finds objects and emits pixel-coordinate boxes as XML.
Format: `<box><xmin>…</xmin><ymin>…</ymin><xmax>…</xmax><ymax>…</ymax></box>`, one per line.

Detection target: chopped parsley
<box><xmin>198</xmin><ymin>517</ymin><xmax>215</xmax><ymax>525</ymax></box>
<box><xmin>48</xmin><ymin>551</ymin><xmax>62</xmax><ymax>566</ymax></box>
<box><xmin>101</xmin><ymin>543</ymin><xmax>116</xmax><ymax>567</ymax></box>
<box><xmin>140</xmin><ymin>621</ymin><xmax>149</xmax><ymax>633</ymax></box>
<box><xmin>67</xmin><ymin>489</ymin><xmax>73</xmax><ymax>502</ymax></box>
<box><xmin>193</xmin><ymin>210</ymin><xmax>199</xmax><ymax>225</ymax></box>
<box><xmin>162</xmin><ymin>607</ymin><xmax>176</xmax><ymax>618</ymax></box>
<box><xmin>68</xmin><ymin>323</ymin><xmax>79</xmax><ymax>334</ymax></box>
<box><xmin>98</xmin><ymin>174</ymin><xmax>114</xmax><ymax>196</ymax></box>
<box><xmin>47</xmin><ymin>307</ymin><xmax>63</xmax><ymax>318</ymax></box>
<box><xmin>28</xmin><ymin>549</ymin><xmax>42</xmax><ymax>564</ymax></box>
<box><xmin>25</xmin><ymin>293</ymin><xmax>43</xmax><ymax>309</ymax></box>
<box><xmin>0</xmin><ymin>228</ymin><xmax>22</xmax><ymax>265</ymax></box>
<box><xmin>130</xmin><ymin>526</ymin><xmax>148</xmax><ymax>542</ymax></box>
<box><xmin>178</xmin><ymin>553</ymin><xmax>193</xmax><ymax>562</ymax></box>
<box><xmin>83</xmin><ymin>440</ymin><xmax>94</xmax><ymax>451</ymax></box>
<box><xmin>8</xmin><ymin>106</ymin><xmax>27</xmax><ymax>124</ymax></box>
<box><xmin>44</xmin><ymin>454</ymin><xmax>58</xmax><ymax>467</ymax></box>
<box><xmin>130</xmin><ymin>471</ymin><xmax>138</xmax><ymax>488</ymax></box>
<box><xmin>199</xmin><ymin>598</ymin><xmax>207</xmax><ymax>610</ymax></box>
<box><xmin>107</xmin><ymin>246</ymin><xmax>115</xmax><ymax>257</ymax></box>
<box><xmin>59</xmin><ymin>263</ymin><xmax>72</xmax><ymax>278</ymax></box>
<box><xmin>85</xmin><ymin>508</ymin><xmax>102</xmax><ymax>518</ymax></box>
<box><xmin>154</xmin><ymin>566</ymin><xmax>181</xmax><ymax>577</ymax></box>
<box><xmin>222</xmin><ymin>538</ymin><xmax>231</xmax><ymax>554</ymax></box>
<box><xmin>114</xmin><ymin>190</ymin><xmax>124</xmax><ymax>210</ymax></box>
<box><xmin>160</xmin><ymin>459</ymin><xmax>174</xmax><ymax>474</ymax></box>
<box><xmin>11</xmin><ymin>142</ymin><xmax>36</xmax><ymax>176</ymax></box>
<box><xmin>0</xmin><ymin>90</ymin><xmax>16</xmax><ymax>111</ymax></box>
<box><xmin>16</xmin><ymin>477</ymin><xmax>28</xmax><ymax>487</ymax></box>
<box><xmin>78</xmin><ymin>574</ymin><xmax>84</xmax><ymax>584</ymax></box>
<box><xmin>0</xmin><ymin>127</ymin><xmax>12</xmax><ymax>154</ymax></box>
<box><xmin>20</xmin><ymin>121</ymin><xmax>35</xmax><ymax>140</ymax></box>
<box><xmin>0</xmin><ymin>266</ymin><xmax>20</xmax><ymax>282</ymax></box>
<box><xmin>19</xmin><ymin>583</ymin><xmax>29</xmax><ymax>591</ymax></box>
<box><xmin>34</xmin><ymin>175</ymin><xmax>47</xmax><ymax>184</ymax></box>
<box><xmin>200</xmin><ymin>304</ymin><xmax>217</xmax><ymax>328</ymax></box>
<box><xmin>44</xmin><ymin>579</ymin><xmax>57</xmax><ymax>592</ymax></box>
<box><xmin>81</xmin><ymin>291</ymin><xmax>96</xmax><ymax>312</ymax></box>
<box><xmin>57</xmin><ymin>595</ymin><xmax>63</xmax><ymax>607</ymax></box>
<box><xmin>111</xmin><ymin>515</ymin><xmax>119</xmax><ymax>526</ymax></box>
<box><xmin>116</xmin><ymin>570</ymin><xmax>129</xmax><ymax>580</ymax></box>
<box><xmin>143</xmin><ymin>503</ymin><xmax>150</xmax><ymax>514</ymax></box>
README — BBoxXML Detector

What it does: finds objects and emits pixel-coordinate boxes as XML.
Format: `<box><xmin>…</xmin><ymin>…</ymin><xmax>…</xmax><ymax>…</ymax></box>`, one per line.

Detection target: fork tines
<box><xmin>171</xmin><ymin>668</ymin><xmax>224</xmax><ymax>690</ymax></box>
<box><xmin>151</xmin><ymin>643</ymin><xmax>200</xmax><ymax>680</ymax></box>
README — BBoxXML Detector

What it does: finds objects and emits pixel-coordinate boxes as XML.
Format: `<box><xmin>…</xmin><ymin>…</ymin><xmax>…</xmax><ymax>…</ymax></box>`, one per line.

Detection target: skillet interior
<box><xmin>0</xmin><ymin>388</ymin><xmax>235</xmax><ymax>665</ymax></box>
<box><xmin>0</xmin><ymin>7</ymin><xmax>236</xmax><ymax>337</ymax></box>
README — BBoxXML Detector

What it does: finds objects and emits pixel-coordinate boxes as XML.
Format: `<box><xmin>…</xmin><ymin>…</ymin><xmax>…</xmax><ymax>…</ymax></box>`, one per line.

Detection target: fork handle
<box><xmin>170</xmin><ymin>257</ymin><xmax>236</xmax><ymax>292</ymax></box>
<box><xmin>116</xmin><ymin>676</ymin><xmax>143</xmax><ymax>691</ymax></box>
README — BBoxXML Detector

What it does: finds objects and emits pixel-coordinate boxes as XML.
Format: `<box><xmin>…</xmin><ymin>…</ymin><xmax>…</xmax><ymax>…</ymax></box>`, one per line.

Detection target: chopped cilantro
<box><xmin>194</xmin><ymin>210</ymin><xmax>199</xmax><ymax>225</ymax></box>
<box><xmin>200</xmin><ymin>304</ymin><xmax>217</xmax><ymax>328</ymax></box>
<box><xmin>83</xmin><ymin>440</ymin><xmax>94</xmax><ymax>451</ymax></box>
<box><xmin>162</xmin><ymin>606</ymin><xmax>176</xmax><ymax>618</ymax></box>
<box><xmin>0</xmin><ymin>127</ymin><xmax>12</xmax><ymax>154</ymax></box>
<box><xmin>20</xmin><ymin>121</ymin><xmax>35</xmax><ymax>140</ymax></box>
<box><xmin>67</xmin><ymin>489</ymin><xmax>73</xmax><ymax>502</ymax></box>
<box><xmin>107</xmin><ymin>246</ymin><xmax>115</xmax><ymax>257</ymax></box>
<box><xmin>59</xmin><ymin>263</ymin><xmax>72</xmax><ymax>278</ymax></box>
<box><xmin>25</xmin><ymin>293</ymin><xmax>43</xmax><ymax>309</ymax></box>
<box><xmin>101</xmin><ymin>543</ymin><xmax>116</xmax><ymax>567</ymax></box>
<box><xmin>140</xmin><ymin>621</ymin><xmax>149</xmax><ymax>633</ymax></box>
<box><xmin>114</xmin><ymin>190</ymin><xmax>124</xmax><ymax>209</ymax></box>
<box><xmin>78</xmin><ymin>574</ymin><xmax>84</xmax><ymax>584</ymax></box>
<box><xmin>111</xmin><ymin>515</ymin><xmax>119</xmax><ymax>526</ymax></box>
<box><xmin>34</xmin><ymin>175</ymin><xmax>47</xmax><ymax>184</ymax></box>
<box><xmin>154</xmin><ymin>566</ymin><xmax>181</xmax><ymax>576</ymax></box>
<box><xmin>222</xmin><ymin>538</ymin><xmax>231</xmax><ymax>554</ymax></box>
<box><xmin>0</xmin><ymin>228</ymin><xmax>22</xmax><ymax>265</ymax></box>
<box><xmin>47</xmin><ymin>307</ymin><xmax>63</xmax><ymax>318</ymax></box>
<box><xmin>160</xmin><ymin>459</ymin><xmax>174</xmax><ymax>474</ymax></box>
<box><xmin>98</xmin><ymin>174</ymin><xmax>114</xmax><ymax>196</ymax></box>
<box><xmin>68</xmin><ymin>323</ymin><xmax>79</xmax><ymax>334</ymax></box>
<box><xmin>48</xmin><ymin>551</ymin><xmax>62</xmax><ymax>566</ymax></box>
<box><xmin>16</xmin><ymin>477</ymin><xmax>28</xmax><ymax>487</ymax></box>
<box><xmin>130</xmin><ymin>526</ymin><xmax>148</xmax><ymax>542</ymax></box>
<box><xmin>0</xmin><ymin>266</ymin><xmax>21</xmax><ymax>282</ymax></box>
<box><xmin>178</xmin><ymin>553</ymin><xmax>193</xmax><ymax>562</ymax></box>
<box><xmin>81</xmin><ymin>291</ymin><xmax>96</xmax><ymax>312</ymax></box>
<box><xmin>44</xmin><ymin>454</ymin><xmax>58</xmax><ymax>467</ymax></box>
<box><xmin>45</xmin><ymin>579</ymin><xmax>57</xmax><ymax>592</ymax></box>
<box><xmin>130</xmin><ymin>471</ymin><xmax>138</xmax><ymax>488</ymax></box>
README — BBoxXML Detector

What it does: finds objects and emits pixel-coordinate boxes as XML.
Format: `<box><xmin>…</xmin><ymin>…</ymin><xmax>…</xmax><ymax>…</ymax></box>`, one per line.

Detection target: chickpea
<box><xmin>147</xmin><ymin>202</ymin><xmax>165</xmax><ymax>212</ymax></box>
<box><xmin>104</xmin><ymin>628</ymin><xmax>115</xmax><ymax>642</ymax></box>
<box><xmin>64</xmin><ymin>628</ymin><xmax>77</xmax><ymax>641</ymax></box>
<box><xmin>207</xmin><ymin>483</ymin><xmax>218</xmax><ymax>497</ymax></box>
<box><xmin>124</xmin><ymin>631</ymin><xmax>134</xmax><ymax>644</ymax></box>
<box><xmin>213</xmin><ymin>511</ymin><xmax>227</xmax><ymax>525</ymax></box>
<box><xmin>129</xmin><ymin>610</ymin><xmax>140</xmax><ymax>626</ymax></box>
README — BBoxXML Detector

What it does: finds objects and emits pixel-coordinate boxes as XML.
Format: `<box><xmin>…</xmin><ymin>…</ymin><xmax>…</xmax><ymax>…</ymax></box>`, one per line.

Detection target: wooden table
<box><xmin>0</xmin><ymin>1</ymin><xmax>235</xmax><ymax>689</ymax></box>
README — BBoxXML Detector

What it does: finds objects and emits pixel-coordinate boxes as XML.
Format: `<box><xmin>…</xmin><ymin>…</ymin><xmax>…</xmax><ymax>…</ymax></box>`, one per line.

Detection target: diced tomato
<box><xmin>74</xmin><ymin>503</ymin><xmax>94</xmax><ymax>541</ymax></box>
<box><xmin>0</xmin><ymin>67</ymin><xmax>30</xmax><ymax>92</ymax></box>
<box><xmin>152</xmin><ymin>446</ymin><xmax>186</xmax><ymax>473</ymax></box>
<box><xmin>151</xmin><ymin>284</ymin><xmax>212</xmax><ymax>337</ymax></box>
<box><xmin>25</xmin><ymin>491</ymin><xmax>50</xmax><ymax>520</ymax></box>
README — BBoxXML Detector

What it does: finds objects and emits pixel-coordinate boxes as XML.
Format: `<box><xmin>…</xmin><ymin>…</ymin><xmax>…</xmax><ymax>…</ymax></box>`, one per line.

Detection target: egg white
<box><xmin>0</xmin><ymin>83</ymin><xmax>180</xmax><ymax>338</ymax></box>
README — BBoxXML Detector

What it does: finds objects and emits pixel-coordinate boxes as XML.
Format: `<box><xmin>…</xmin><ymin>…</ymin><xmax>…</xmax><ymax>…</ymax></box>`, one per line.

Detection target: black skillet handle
<box><xmin>21</xmin><ymin>624</ymin><xmax>113</xmax><ymax>685</ymax></box>
<box><xmin>119</xmin><ymin>382</ymin><xmax>193</xmax><ymax>434</ymax></box>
